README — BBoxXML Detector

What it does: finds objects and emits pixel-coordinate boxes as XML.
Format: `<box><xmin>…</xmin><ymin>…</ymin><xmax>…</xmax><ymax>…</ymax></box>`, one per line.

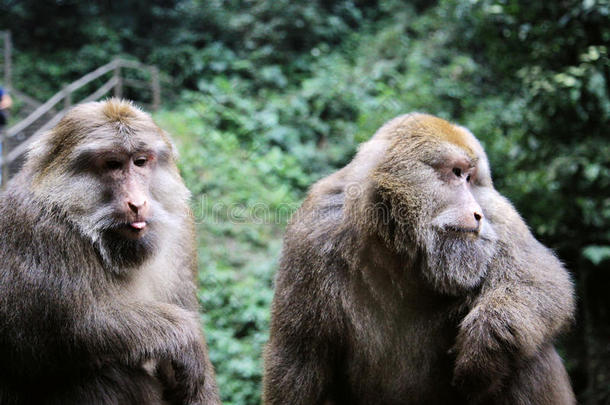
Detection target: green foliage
<box><xmin>583</xmin><ymin>245</ymin><xmax>610</xmax><ymax>266</ymax></box>
<box><xmin>441</xmin><ymin>0</ymin><xmax>610</xmax><ymax>253</ymax></box>
<box><xmin>1</xmin><ymin>0</ymin><xmax>390</xmax><ymax>99</ymax></box>
<box><xmin>155</xmin><ymin>106</ymin><xmax>304</xmax><ymax>404</ymax></box>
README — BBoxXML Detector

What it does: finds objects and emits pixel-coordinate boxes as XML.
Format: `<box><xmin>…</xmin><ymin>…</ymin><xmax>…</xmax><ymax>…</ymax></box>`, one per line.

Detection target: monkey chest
<box><xmin>124</xmin><ymin>255</ymin><xmax>182</xmax><ymax>302</ymax></box>
<box><xmin>338</xmin><ymin>313</ymin><xmax>463</xmax><ymax>404</ymax></box>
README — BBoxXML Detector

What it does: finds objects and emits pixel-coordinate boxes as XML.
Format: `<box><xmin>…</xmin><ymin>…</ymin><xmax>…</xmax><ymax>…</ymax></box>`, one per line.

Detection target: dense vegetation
<box><xmin>1</xmin><ymin>0</ymin><xmax>608</xmax><ymax>403</ymax></box>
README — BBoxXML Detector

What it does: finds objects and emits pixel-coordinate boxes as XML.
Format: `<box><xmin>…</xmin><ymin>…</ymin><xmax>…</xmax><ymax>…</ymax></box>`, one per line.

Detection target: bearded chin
<box><xmin>98</xmin><ymin>229</ymin><xmax>157</xmax><ymax>272</ymax></box>
<box><xmin>420</xmin><ymin>226</ymin><xmax>498</xmax><ymax>296</ymax></box>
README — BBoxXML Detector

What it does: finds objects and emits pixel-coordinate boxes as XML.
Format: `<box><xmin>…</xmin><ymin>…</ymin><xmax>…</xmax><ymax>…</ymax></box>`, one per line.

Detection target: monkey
<box><xmin>0</xmin><ymin>99</ymin><xmax>220</xmax><ymax>405</ymax></box>
<box><xmin>263</xmin><ymin>113</ymin><xmax>576</xmax><ymax>405</ymax></box>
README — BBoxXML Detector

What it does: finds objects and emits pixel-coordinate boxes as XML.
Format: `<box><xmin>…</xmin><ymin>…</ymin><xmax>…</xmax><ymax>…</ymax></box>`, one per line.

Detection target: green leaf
<box><xmin>582</xmin><ymin>245</ymin><xmax>610</xmax><ymax>266</ymax></box>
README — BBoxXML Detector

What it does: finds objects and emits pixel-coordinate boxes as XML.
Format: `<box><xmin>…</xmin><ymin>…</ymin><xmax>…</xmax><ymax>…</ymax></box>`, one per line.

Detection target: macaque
<box><xmin>263</xmin><ymin>113</ymin><xmax>575</xmax><ymax>405</ymax></box>
<box><xmin>0</xmin><ymin>99</ymin><xmax>220</xmax><ymax>405</ymax></box>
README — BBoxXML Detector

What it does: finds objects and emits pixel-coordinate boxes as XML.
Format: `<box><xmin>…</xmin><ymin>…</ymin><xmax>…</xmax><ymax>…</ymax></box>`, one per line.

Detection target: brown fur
<box><xmin>263</xmin><ymin>113</ymin><xmax>575</xmax><ymax>404</ymax></box>
<box><xmin>0</xmin><ymin>99</ymin><xmax>220</xmax><ymax>404</ymax></box>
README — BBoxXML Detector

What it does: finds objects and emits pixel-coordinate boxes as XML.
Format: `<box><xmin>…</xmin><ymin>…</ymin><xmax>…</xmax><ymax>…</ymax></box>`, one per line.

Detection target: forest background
<box><xmin>1</xmin><ymin>0</ymin><xmax>608</xmax><ymax>403</ymax></box>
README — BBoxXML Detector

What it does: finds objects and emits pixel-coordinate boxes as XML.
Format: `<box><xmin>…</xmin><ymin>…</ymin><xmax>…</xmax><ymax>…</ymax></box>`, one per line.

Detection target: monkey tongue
<box><xmin>130</xmin><ymin>221</ymin><xmax>147</xmax><ymax>230</ymax></box>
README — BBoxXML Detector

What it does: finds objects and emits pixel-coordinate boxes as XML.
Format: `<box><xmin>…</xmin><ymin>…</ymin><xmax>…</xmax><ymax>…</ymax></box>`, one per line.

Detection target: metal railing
<box><xmin>0</xmin><ymin>58</ymin><xmax>160</xmax><ymax>188</ymax></box>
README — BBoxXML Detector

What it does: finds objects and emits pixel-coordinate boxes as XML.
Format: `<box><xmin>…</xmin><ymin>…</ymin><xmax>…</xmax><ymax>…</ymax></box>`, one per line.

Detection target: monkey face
<box><xmin>421</xmin><ymin>211</ymin><xmax>498</xmax><ymax>296</ymax></box>
<box><xmin>89</xmin><ymin>151</ymin><xmax>156</xmax><ymax>236</ymax></box>
<box><xmin>417</xmin><ymin>133</ymin><xmax>498</xmax><ymax>295</ymax></box>
<box><xmin>406</xmin><ymin>154</ymin><xmax>498</xmax><ymax>296</ymax></box>
<box><xmin>372</xmin><ymin>114</ymin><xmax>499</xmax><ymax>295</ymax></box>
<box><xmin>86</xmin><ymin>150</ymin><xmax>160</xmax><ymax>268</ymax></box>
<box><xmin>25</xmin><ymin>100</ymin><xmax>191</xmax><ymax>271</ymax></box>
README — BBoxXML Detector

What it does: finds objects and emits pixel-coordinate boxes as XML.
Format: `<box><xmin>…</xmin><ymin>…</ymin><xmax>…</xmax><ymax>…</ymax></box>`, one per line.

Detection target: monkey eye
<box><xmin>466</xmin><ymin>174</ymin><xmax>471</xmax><ymax>182</ymax></box>
<box><xmin>134</xmin><ymin>157</ymin><xmax>148</xmax><ymax>167</ymax></box>
<box><xmin>452</xmin><ymin>168</ymin><xmax>462</xmax><ymax>177</ymax></box>
<box><xmin>105</xmin><ymin>160</ymin><xmax>122</xmax><ymax>170</ymax></box>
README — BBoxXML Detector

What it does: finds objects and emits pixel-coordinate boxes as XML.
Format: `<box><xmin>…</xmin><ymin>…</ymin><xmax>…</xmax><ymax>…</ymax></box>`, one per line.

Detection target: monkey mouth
<box><xmin>443</xmin><ymin>225</ymin><xmax>480</xmax><ymax>235</ymax></box>
<box><xmin>130</xmin><ymin>221</ymin><xmax>147</xmax><ymax>230</ymax></box>
<box><xmin>112</xmin><ymin>220</ymin><xmax>149</xmax><ymax>239</ymax></box>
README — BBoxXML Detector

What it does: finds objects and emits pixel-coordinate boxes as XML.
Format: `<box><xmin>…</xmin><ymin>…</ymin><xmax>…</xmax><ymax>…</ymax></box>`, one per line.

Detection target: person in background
<box><xmin>0</xmin><ymin>86</ymin><xmax>11</xmax><ymax>183</ymax></box>
<box><xmin>0</xmin><ymin>86</ymin><xmax>12</xmax><ymax>125</ymax></box>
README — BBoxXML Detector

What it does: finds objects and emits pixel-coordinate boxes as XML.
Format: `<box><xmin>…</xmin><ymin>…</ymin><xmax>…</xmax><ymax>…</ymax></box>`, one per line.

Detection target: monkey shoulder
<box><xmin>479</xmin><ymin>189</ymin><xmax>570</xmax><ymax>280</ymax></box>
<box><xmin>0</xmin><ymin>190</ymin><xmax>74</xmax><ymax>264</ymax></box>
<box><xmin>0</xmin><ymin>188</ymin><xmax>104</xmax><ymax>314</ymax></box>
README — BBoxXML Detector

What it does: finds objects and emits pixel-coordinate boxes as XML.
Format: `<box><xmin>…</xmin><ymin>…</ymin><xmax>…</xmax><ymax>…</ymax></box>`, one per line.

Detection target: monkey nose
<box><xmin>127</xmin><ymin>199</ymin><xmax>146</xmax><ymax>214</ymax></box>
<box><xmin>474</xmin><ymin>211</ymin><xmax>483</xmax><ymax>222</ymax></box>
<box><xmin>473</xmin><ymin>211</ymin><xmax>484</xmax><ymax>233</ymax></box>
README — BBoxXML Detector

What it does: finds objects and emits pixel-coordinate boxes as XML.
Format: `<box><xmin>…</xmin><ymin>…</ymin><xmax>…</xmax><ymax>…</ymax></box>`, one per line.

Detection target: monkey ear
<box><xmin>338</xmin><ymin>136</ymin><xmax>397</xmax><ymax>242</ymax></box>
<box><xmin>161</xmin><ymin>130</ymin><xmax>180</xmax><ymax>161</ymax></box>
<box><xmin>24</xmin><ymin>131</ymin><xmax>55</xmax><ymax>174</ymax></box>
<box><xmin>342</xmin><ymin>177</ymin><xmax>388</xmax><ymax>236</ymax></box>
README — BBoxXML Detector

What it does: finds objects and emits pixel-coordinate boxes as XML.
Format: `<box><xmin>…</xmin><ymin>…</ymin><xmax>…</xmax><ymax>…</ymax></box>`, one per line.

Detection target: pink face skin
<box><xmin>91</xmin><ymin>150</ymin><xmax>157</xmax><ymax>239</ymax></box>
<box><xmin>437</xmin><ymin>157</ymin><xmax>483</xmax><ymax>234</ymax></box>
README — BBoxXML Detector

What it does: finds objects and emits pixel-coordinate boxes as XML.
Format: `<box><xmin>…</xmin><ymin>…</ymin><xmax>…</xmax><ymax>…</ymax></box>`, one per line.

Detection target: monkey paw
<box><xmin>156</xmin><ymin>338</ymin><xmax>207</xmax><ymax>405</ymax></box>
<box><xmin>452</xmin><ymin>306</ymin><xmax>516</xmax><ymax>399</ymax></box>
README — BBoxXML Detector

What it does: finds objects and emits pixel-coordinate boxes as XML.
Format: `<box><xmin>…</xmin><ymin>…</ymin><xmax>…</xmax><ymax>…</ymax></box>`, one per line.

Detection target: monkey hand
<box><xmin>165</xmin><ymin>339</ymin><xmax>209</xmax><ymax>404</ymax></box>
<box><xmin>140</xmin><ymin>304</ymin><xmax>209</xmax><ymax>404</ymax></box>
<box><xmin>451</xmin><ymin>303</ymin><xmax>520</xmax><ymax>401</ymax></box>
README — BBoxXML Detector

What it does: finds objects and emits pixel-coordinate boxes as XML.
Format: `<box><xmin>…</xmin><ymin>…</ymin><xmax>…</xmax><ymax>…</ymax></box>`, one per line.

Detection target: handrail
<box><xmin>0</xmin><ymin>58</ymin><xmax>160</xmax><ymax>177</ymax></box>
<box><xmin>6</xmin><ymin>58</ymin><xmax>158</xmax><ymax>138</ymax></box>
<box><xmin>81</xmin><ymin>75</ymin><xmax>119</xmax><ymax>104</ymax></box>
<box><xmin>10</xmin><ymin>89</ymin><xmax>45</xmax><ymax>110</ymax></box>
<box><xmin>6</xmin><ymin>60</ymin><xmax>118</xmax><ymax>138</ymax></box>
<box><xmin>1</xmin><ymin>76</ymin><xmax>120</xmax><ymax>165</ymax></box>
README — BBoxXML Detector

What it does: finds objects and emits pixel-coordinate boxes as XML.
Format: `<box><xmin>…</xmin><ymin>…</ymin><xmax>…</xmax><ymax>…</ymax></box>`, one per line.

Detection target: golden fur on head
<box><xmin>374</xmin><ymin>113</ymin><xmax>479</xmax><ymax>158</ymax></box>
<box><xmin>412</xmin><ymin>113</ymin><xmax>475</xmax><ymax>156</ymax></box>
<box><xmin>101</xmin><ymin>98</ymin><xmax>140</xmax><ymax>124</ymax></box>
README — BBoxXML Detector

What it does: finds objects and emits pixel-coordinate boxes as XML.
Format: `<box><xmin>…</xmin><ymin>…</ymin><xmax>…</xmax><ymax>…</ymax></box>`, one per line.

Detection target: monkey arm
<box><xmin>461</xmin><ymin>242</ymin><xmax>574</xmax><ymax>354</ymax></box>
<box><xmin>72</xmin><ymin>301</ymin><xmax>217</xmax><ymax>404</ymax></box>
<box><xmin>263</xmin><ymin>261</ymin><xmax>342</xmax><ymax>404</ymax></box>
<box><xmin>263</xmin><ymin>336</ymin><xmax>336</xmax><ymax>405</ymax></box>
<box><xmin>453</xmin><ymin>243</ymin><xmax>575</xmax><ymax>400</ymax></box>
<box><xmin>453</xmin><ymin>194</ymin><xmax>575</xmax><ymax>398</ymax></box>
<box><xmin>1</xmin><ymin>264</ymin><xmax>214</xmax><ymax>403</ymax></box>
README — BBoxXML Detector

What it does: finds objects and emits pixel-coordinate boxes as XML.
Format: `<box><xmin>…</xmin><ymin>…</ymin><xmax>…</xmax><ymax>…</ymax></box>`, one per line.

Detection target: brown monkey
<box><xmin>263</xmin><ymin>113</ymin><xmax>575</xmax><ymax>405</ymax></box>
<box><xmin>0</xmin><ymin>99</ymin><xmax>220</xmax><ymax>405</ymax></box>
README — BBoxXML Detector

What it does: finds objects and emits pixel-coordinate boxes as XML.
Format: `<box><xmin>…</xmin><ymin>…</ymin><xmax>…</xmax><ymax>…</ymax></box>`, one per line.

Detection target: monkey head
<box><xmin>355</xmin><ymin>113</ymin><xmax>499</xmax><ymax>295</ymax></box>
<box><xmin>24</xmin><ymin>99</ymin><xmax>191</xmax><ymax>272</ymax></box>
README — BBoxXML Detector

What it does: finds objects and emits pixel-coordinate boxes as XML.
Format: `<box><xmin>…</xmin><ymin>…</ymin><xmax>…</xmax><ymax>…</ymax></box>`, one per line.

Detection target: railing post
<box><xmin>1</xmin><ymin>126</ymin><xmax>8</xmax><ymax>190</ymax></box>
<box><xmin>3</xmin><ymin>31</ymin><xmax>11</xmax><ymax>91</ymax></box>
<box><xmin>113</xmin><ymin>60</ymin><xmax>122</xmax><ymax>99</ymax></box>
<box><xmin>64</xmin><ymin>86</ymin><xmax>72</xmax><ymax>110</ymax></box>
<box><xmin>150</xmin><ymin>66</ymin><xmax>160</xmax><ymax>111</ymax></box>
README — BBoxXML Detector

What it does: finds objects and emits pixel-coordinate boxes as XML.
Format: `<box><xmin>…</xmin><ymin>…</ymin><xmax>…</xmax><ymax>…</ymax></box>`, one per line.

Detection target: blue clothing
<box><xmin>0</xmin><ymin>86</ymin><xmax>5</xmax><ymax>181</ymax></box>
<box><xmin>0</xmin><ymin>86</ymin><xmax>7</xmax><ymax>126</ymax></box>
